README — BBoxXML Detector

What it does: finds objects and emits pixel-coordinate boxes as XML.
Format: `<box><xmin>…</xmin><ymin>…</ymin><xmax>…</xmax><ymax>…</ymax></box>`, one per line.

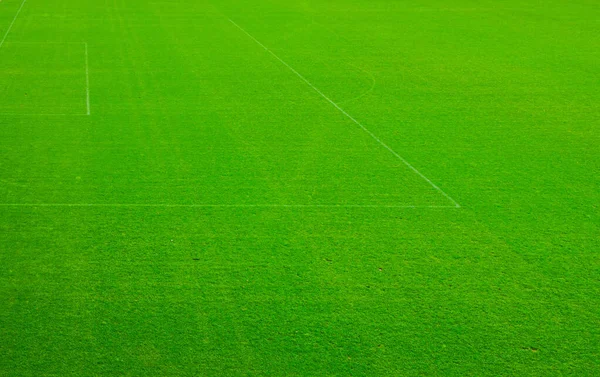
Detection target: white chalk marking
<box><xmin>0</xmin><ymin>113</ymin><xmax>89</xmax><ymax>116</ymax></box>
<box><xmin>227</xmin><ymin>18</ymin><xmax>460</xmax><ymax>208</ymax></box>
<box><xmin>2</xmin><ymin>41</ymin><xmax>86</xmax><ymax>44</ymax></box>
<box><xmin>0</xmin><ymin>203</ymin><xmax>458</xmax><ymax>209</ymax></box>
<box><xmin>0</xmin><ymin>0</ymin><xmax>27</xmax><ymax>49</ymax></box>
<box><xmin>84</xmin><ymin>42</ymin><xmax>90</xmax><ymax>115</ymax></box>
<box><xmin>0</xmin><ymin>40</ymin><xmax>89</xmax><ymax>115</ymax></box>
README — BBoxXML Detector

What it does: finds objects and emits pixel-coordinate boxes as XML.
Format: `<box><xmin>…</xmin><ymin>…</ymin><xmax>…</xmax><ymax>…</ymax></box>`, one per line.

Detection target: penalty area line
<box><xmin>227</xmin><ymin>18</ymin><xmax>461</xmax><ymax>209</ymax></box>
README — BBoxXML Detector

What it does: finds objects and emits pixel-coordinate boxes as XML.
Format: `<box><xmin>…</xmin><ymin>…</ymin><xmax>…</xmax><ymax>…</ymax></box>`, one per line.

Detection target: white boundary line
<box><xmin>1</xmin><ymin>41</ymin><xmax>85</xmax><ymax>44</ymax></box>
<box><xmin>227</xmin><ymin>18</ymin><xmax>461</xmax><ymax>208</ymax></box>
<box><xmin>0</xmin><ymin>203</ymin><xmax>457</xmax><ymax>209</ymax></box>
<box><xmin>84</xmin><ymin>42</ymin><xmax>90</xmax><ymax>115</ymax></box>
<box><xmin>0</xmin><ymin>113</ymin><xmax>90</xmax><ymax>116</ymax></box>
<box><xmin>0</xmin><ymin>40</ymin><xmax>90</xmax><ymax>116</ymax></box>
<box><xmin>0</xmin><ymin>0</ymin><xmax>27</xmax><ymax>50</ymax></box>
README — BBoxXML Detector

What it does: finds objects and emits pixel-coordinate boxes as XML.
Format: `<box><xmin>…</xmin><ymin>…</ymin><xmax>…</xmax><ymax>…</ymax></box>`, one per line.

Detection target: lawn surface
<box><xmin>1</xmin><ymin>0</ymin><xmax>599</xmax><ymax>375</ymax></box>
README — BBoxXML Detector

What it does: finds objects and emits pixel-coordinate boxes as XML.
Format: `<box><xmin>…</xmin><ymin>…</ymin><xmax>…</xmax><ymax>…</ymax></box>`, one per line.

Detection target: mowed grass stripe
<box><xmin>1</xmin><ymin>0</ymin><xmax>598</xmax><ymax>375</ymax></box>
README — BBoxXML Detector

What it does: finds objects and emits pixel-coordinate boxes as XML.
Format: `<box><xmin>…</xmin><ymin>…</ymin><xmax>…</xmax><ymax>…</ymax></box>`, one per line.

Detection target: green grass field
<box><xmin>1</xmin><ymin>0</ymin><xmax>599</xmax><ymax>375</ymax></box>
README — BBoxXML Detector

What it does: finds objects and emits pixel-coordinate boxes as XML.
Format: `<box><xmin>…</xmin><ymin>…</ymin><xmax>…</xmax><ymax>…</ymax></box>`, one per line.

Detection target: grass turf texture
<box><xmin>1</xmin><ymin>0</ymin><xmax>599</xmax><ymax>375</ymax></box>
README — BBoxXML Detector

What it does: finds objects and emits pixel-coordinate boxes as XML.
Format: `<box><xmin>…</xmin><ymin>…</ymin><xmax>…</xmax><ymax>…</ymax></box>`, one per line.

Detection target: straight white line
<box><xmin>0</xmin><ymin>0</ymin><xmax>27</xmax><ymax>49</ymax></box>
<box><xmin>84</xmin><ymin>42</ymin><xmax>90</xmax><ymax>115</ymax></box>
<box><xmin>2</xmin><ymin>41</ymin><xmax>87</xmax><ymax>44</ymax></box>
<box><xmin>227</xmin><ymin>18</ymin><xmax>461</xmax><ymax>209</ymax></box>
<box><xmin>0</xmin><ymin>113</ymin><xmax>89</xmax><ymax>116</ymax></box>
<box><xmin>0</xmin><ymin>203</ymin><xmax>458</xmax><ymax>209</ymax></box>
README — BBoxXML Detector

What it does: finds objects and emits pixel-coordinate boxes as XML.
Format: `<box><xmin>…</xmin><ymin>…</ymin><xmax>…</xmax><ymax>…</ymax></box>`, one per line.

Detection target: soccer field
<box><xmin>0</xmin><ymin>0</ymin><xmax>598</xmax><ymax>375</ymax></box>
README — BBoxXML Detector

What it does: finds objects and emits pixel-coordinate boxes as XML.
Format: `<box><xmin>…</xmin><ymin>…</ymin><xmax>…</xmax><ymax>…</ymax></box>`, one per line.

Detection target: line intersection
<box><xmin>227</xmin><ymin>18</ymin><xmax>460</xmax><ymax>208</ymax></box>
